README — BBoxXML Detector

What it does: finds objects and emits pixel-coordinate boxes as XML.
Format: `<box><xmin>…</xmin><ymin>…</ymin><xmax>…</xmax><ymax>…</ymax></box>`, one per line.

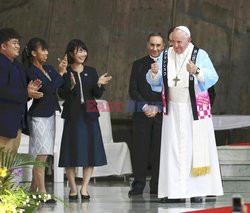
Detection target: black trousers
<box><xmin>131</xmin><ymin>112</ymin><xmax>162</xmax><ymax>191</ymax></box>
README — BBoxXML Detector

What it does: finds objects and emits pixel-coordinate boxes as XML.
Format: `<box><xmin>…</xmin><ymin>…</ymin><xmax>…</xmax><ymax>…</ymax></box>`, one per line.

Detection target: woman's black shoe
<box><xmin>81</xmin><ymin>194</ymin><xmax>90</xmax><ymax>200</ymax></box>
<box><xmin>69</xmin><ymin>194</ymin><xmax>78</xmax><ymax>200</ymax></box>
<box><xmin>69</xmin><ymin>191</ymin><xmax>78</xmax><ymax>200</ymax></box>
<box><xmin>80</xmin><ymin>191</ymin><xmax>90</xmax><ymax>200</ymax></box>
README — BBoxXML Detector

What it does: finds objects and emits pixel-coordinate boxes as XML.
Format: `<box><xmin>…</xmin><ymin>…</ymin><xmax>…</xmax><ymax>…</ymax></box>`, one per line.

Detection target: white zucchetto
<box><xmin>175</xmin><ymin>26</ymin><xmax>191</xmax><ymax>37</ymax></box>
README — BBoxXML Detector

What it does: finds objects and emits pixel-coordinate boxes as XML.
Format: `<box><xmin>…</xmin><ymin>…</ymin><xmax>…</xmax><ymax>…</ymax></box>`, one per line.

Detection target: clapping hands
<box><xmin>97</xmin><ymin>73</ymin><xmax>112</xmax><ymax>87</ymax></box>
<box><xmin>57</xmin><ymin>55</ymin><xmax>68</xmax><ymax>76</ymax></box>
<box><xmin>27</xmin><ymin>79</ymin><xmax>43</xmax><ymax>99</ymax></box>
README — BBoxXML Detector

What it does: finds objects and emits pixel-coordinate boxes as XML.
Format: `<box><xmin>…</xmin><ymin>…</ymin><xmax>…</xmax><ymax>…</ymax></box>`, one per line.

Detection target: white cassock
<box><xmin>158</xmin><ymin>43</ymin><xmax>223</xmax><ymax>199</ymax></box>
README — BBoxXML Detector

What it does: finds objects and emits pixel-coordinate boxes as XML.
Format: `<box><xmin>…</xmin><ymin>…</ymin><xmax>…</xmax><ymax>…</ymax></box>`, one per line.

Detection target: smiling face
<box><xmin>72</xmin><ymin>47</ymin><xmax>88</xmax><ymax>64</ymax></box>
<box><xmin>147</xmin><ymin>35</ymin><xmax>165</xmax><ymax>58</ymax></box>
<box><xmin>172</xmin><ymin>29</ymin><xmax>191</xmax><ymax>54</ymax></box>
<box><xmin>0</xmin><ymin>38</ymin><xmax>20</xmax><ymax>61</ymax></box>
<box><xmin>32</xmin><ymin>46</ymin><xmax>48</xmax><ymax>65</ymax></box>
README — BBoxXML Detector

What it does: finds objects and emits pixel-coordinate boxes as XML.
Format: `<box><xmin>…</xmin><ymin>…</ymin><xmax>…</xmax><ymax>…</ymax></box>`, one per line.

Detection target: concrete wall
<box><xmin>0</xmin><ymin>0</ymin><xmax>249</xmax><ymax>120</ymax></box>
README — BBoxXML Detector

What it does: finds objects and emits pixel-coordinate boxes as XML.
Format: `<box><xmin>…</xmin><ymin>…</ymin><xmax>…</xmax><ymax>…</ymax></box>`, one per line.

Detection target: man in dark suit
<box><xmin>0</xmin><ymin>28</ymin><xmax>43</xmax><ymax>152</ymax></box>
<box><xmin>128</xmin><ymin>33</ymin><xmax>165</xmax><ymax>196</ymax></box>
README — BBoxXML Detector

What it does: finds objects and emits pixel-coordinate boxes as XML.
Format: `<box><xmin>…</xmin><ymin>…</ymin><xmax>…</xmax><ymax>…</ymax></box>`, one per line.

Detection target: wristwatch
<box><xmin>195</xmin><ymin>67</ymin><xmax>200</xmax><ymax>75</ymax></box>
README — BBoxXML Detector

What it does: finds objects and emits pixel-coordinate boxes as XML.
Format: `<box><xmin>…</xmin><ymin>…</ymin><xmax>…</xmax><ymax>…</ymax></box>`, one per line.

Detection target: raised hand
<box><xmin>186</xmin><ymin>59</ymin><xmax>198</xmax><ymax>74</ymax></box>
<box><xmin>27</xmin><ymin>79</ymin><xmax>44</xmax><ymax>99</ymax></box>
<box><xmin>57</xmin><ymin>55</ymin><xmax>68</xmax><ymax>76</ymax></box>
<box><xmin>151</xmin><ymin>61</ymin><xmax>159</xmax><ymax>74</ymax></box>
<box><xmin>32</xmin><ymin>79</ymin><xmax>42</xmax><ymax>90</ymax></box>
<box><xmin>97</xmin><ymin>73</ymin><xmax>112</xmax><ymax>87</ymax></box>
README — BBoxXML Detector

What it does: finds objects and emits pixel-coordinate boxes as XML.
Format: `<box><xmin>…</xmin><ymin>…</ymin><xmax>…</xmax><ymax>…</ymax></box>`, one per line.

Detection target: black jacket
<box><xmin>129</xmin><ymin>55</ymin><xmax>162</xmax><ymax>113</ymax></box>
<box><xmin>58</xmin><ymin>66</ymin><xmax>104</xmax><ymax>121</ymax></box>
<box><xmin>26</xmin><ymin>64</ymin><xmax>64</xmax><ymax>117</ymax></box>
<box><xmin>0</xmin><ymin>54</ymin><xmax>28</xmax><ymax>138</ymax></box>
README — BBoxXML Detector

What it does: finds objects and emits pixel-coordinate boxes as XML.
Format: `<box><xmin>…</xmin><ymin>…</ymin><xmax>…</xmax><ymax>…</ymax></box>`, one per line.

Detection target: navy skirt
<box><xmin>58</xmin><ymin>111</ymin><xmax>107</xmax><ymax>167</ymax></box>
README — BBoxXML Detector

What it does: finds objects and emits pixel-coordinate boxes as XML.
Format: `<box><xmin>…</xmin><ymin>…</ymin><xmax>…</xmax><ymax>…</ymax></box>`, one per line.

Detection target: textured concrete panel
<box><xmin>0</xmin><ymin>0</ymin><xmax>249</xmax><ymax>120</ymax></box>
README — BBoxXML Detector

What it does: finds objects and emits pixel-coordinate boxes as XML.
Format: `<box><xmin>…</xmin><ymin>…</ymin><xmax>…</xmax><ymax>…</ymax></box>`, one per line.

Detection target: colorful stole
<box><xmin>162</xmin><ymin>46</ymin><xmax>211</xmax><ymax>176</ymax></box>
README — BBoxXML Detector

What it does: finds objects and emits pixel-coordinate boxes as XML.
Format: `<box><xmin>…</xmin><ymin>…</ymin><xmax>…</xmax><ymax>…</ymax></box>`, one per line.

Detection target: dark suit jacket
<box><xmin>0</xmin><ymin>53</ymin><xmax>28</xmax><ymax>138</ymax></box>
<box><xmin>26</xmin><ymin>64</ymin><xmax>64</xmax><ymax>117</ymax></box>
<box><xmin>129</xmin><ymin>55</ymin><xmax>162</xmax><ymax>113</ymax></box>
<box><xmin>58</xmin><ymin>66</ymin><xmax>104</xmax><ymax>121</ymax></box>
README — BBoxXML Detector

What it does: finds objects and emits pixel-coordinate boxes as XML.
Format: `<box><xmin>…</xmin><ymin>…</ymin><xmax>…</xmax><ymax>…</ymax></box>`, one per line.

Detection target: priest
<box><xmin>128</xmin><ymin>33</ymin><xmax>164</xmax><ymax>196</ymax></box>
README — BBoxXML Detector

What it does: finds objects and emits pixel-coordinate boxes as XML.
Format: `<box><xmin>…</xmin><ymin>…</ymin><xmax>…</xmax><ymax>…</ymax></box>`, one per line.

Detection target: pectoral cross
<box><xmin>173</xmin><ymin>76</ymin><xmax>180</xmax><ymax>86</ymax></box>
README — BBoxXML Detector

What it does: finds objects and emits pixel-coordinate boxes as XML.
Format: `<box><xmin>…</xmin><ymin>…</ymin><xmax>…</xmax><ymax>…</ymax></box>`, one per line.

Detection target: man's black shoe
<box><xmin>160</xmin><ymin>197</ymin><xmax>186</xmax><ymax>203</ymax></box>
<box><xmin>128</xmin><ymin>189</ymin><xmax>143</xmax><ymax>197</ymax></box>
<box><xmin>129</xmin><ymin>181</ymin><xmax>145</xmax><ymax>197</ymax></box>
<box><xmin>190</xmin><ymin>197</ymin><xmax>203</xmax><ymax>203</ymax></box>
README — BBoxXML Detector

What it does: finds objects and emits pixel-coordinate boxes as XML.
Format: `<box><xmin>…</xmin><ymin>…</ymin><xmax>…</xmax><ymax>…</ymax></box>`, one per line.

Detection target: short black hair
<box><xmin>147</xmin><ymin>32</ymin><xmax>164</xmax><ymax>42</ymax></box>
<box><xmin>65</xmin><ymin>39</ymin><xmax>88</xmax><ymax>64</ymax></box>
<box><xmin>0</xmin><ymin>28</ymin><xmax>20</xmax><ymax>45</ymax></box>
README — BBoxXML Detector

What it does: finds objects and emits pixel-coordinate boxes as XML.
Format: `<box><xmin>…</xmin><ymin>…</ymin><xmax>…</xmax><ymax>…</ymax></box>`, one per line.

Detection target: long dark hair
<box><xmin>22</xmin><ymin>37</ymin><xmax>48</xmax><ymax>68</ymax></box>
<box><xmin>65</xmin><ymin>39</ymin><xmax>88</xmax><ymax>64</ymax></box>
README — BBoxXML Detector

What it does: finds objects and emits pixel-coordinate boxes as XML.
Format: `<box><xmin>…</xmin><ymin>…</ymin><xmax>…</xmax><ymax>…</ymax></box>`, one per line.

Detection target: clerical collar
<box><xmin>149</xmin><ymin>55</ymin><xmax>159</xmax><ymax>61</ymax></box>
<box><xmin>149</xmin><ymin>51</ymin><xmax>163</xmax><ymax>61</ymax></box>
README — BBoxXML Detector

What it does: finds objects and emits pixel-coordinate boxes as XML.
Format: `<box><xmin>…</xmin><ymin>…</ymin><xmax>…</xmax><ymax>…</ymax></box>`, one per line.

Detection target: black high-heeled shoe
<box><xmin>80</xmin><ymin>190</ymin><xmax>90</xmax><ymax>200</ymax></box>
<box><xmin>69</xmin><ymin>191</ymin><xmax>78</xmax><ymax>200</ymax></box>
